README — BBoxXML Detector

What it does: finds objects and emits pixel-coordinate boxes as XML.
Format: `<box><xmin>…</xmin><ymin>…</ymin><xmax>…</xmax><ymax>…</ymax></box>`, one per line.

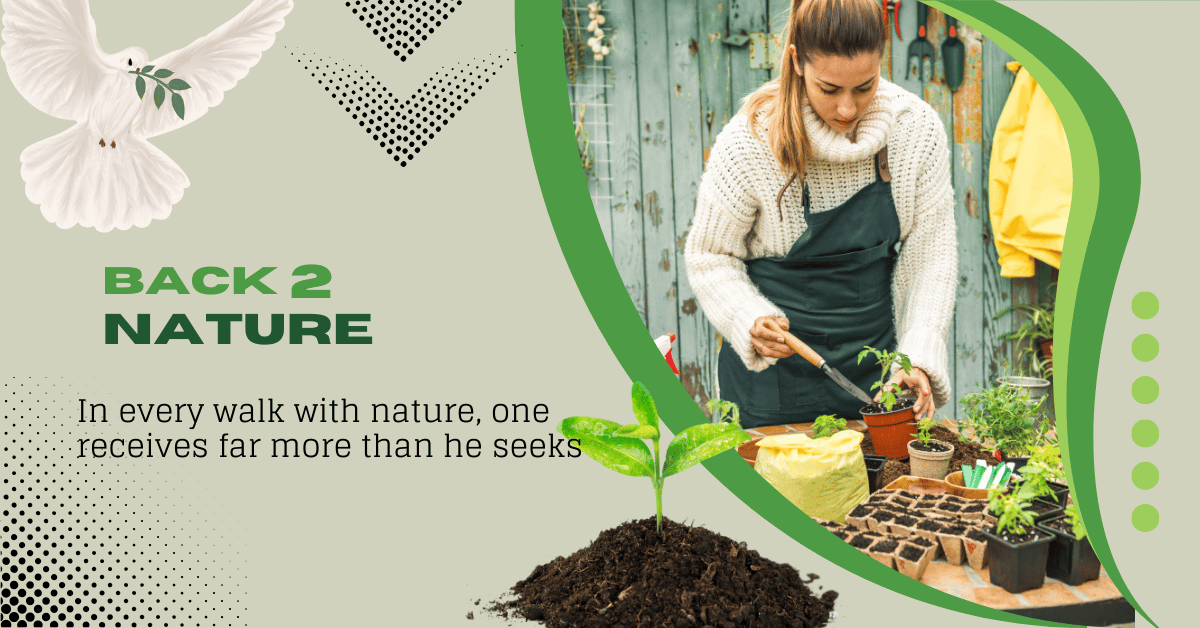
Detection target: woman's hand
<box><xmin>749</xmin><ymin>316</ymin><xmax>794</xmax><ymax>359</ymax></box>
<box><xmin>876</xmin><ymin>366</ymin><xmax>935</xmax><ymax>419</ymax></box>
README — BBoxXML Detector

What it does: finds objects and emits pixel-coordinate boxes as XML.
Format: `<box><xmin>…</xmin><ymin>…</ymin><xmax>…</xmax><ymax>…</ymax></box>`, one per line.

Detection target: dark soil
<box><xmin>941</xmin><ymin>524</ymin><xmax>967</xmax><ymax>536</ymax></box>
<box><xmin>849</xmin><ymin>535</ymin><xmax>874</xmax><ymax>549</ymax></box>
<box><xmin>893</xmin><ymin>515</ymin><xmax>917</xmax><ymax>527</ymax></box>
<box><xmin>871</xmin><ymin>540</ymin><xmax>899</xmax><ymax>553</ymax></box>
<box><xmin>965</xmin><ymin>529</ymin><xmax>990</xmax><ymax>543</ymax></box>
<box><xmin>961</xmin><ymin>503</ymin><xmax>986</xmax><ymax>514</ymax></box>
<box><xmin>990</xmin><ymin>527</ymin><xmax>1045</xmax><ymax>545</ymax></box>
<box><xmin>908</xmin><ymin>537</ymin><xmax>934</xmax><ymax>548</ymax></box>
<box><xmin>491</xmin><ymin>517</ymin><xmax>837</xmax><ymax>628</ymax></box>
<box><xmin>896</xmin><ymin>491</ymin><xmax>919</xmax><ymax>500</ymax></box>
<box><xmin>848</xmin><ymin>505</ymin><xmax>873</xmax><ymax>518</ymax></box>
<box><xmin>833</xmin><ymin>530</ymin><xmax>850</xmax><ymax>540</ymax></box>
<box><xmin>867</xmin><ymin>494</ymin><xmax>890</xmax><ymax>503</ymax></box>
<box><xmin>1030</xmin><ymin>500</ymin><xmax>1061</xmax><ymax>515</ymax></box>
<box><xmin>910</xmin><ymin>440</ymin><xmax>950</xmax><ymax>453</ymax></box>
<box><xmin>899</xmin><ymin>546</ymin><xmax>924</xmax><ymax>561</ymax></box>
<box><xmin>1044</xmin><ymin>518</ymin><xmax>1073</xmax><ymax>535</ymax></box>
<box><xmin>939</xmin><ymin>503</ymin><xmax>962</xmax><ymax>513</ymax></box>
<box><xmin>873</xmin><ymin>511</ymin><xmax>896</xmax><ymax>523</ymax></box>
<box><xmin>860</xmin><ymin>397</ymin><xmax>916</xmax><ymax>415</ymax></box>
<box><xmin>941</xmin><ymin>495</ymin><xmax>965</xmax><ymax>504</ymax></box>
<box><xmin>891</xmin><ymin>497</ymin><xmax>912</xmax><ymax>507</ymax></box>
<box><xmin>916</xmin><ymin>520</ymin><xmax>943</xmax><ymax>532</ymax></box>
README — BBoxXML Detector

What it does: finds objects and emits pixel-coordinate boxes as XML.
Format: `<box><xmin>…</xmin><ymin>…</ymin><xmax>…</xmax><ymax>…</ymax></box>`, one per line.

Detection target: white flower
<box><xmin>587</xmin><ymin>37</ymin><xmax>598</xmax><ymax>47</ymax></box>
<box><xmin>591</xmin><ymin>41</ymin><xmax>602</xmax><ymax>53</ymax></box>
<box><xmin>600</xmin><ymin>45</ymin><xmax>610</xmax><ymax>55</ymax></box>
<box><xmin>594</xmin><ymin>53</ymin><xmax>604</xmax><ymax>61</ymax></box>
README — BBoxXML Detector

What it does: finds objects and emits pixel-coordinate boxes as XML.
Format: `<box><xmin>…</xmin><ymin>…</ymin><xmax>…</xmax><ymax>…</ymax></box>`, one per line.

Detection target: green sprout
<box><xmin>706</xmin><ymin>398</ymin><xmax>740</xmax><ymax>424</ymax></box>
<box><xmin>857</xmin><ymin>346</ymin><xmax>912</xmax><ymax>411</ymax></box>
<box><xmin>129</xmin><ymin>65</ymin><xmax>192</xmax><ymax>120</ymax></box>
<box><xmin>988</xmin><ymin>487</ymin><xmax>1036</xmax><ymax>536</ymax></box>
<box><xmin>558</xmin><ymin>382</ymin><xmax>752</xmax><ymax>534</ymax></box>
<box><xmin>812</xmin><ymin>414</ymin><xmax>846</xmax><ymax>439</ymax></box>
<box><xmin>1062</xmin><ymin>502</ymin><xmax>1087</xmax><ymax>540</ymax></box>
<box><xmin>1016</xmin><ymin>445</ymin><xmax>1063</xmax><ymax>502</ymax></box>
<box><xmin>913</xmin><ymin>416</ymin><xmax>937</xmax><ymax>446</ymax></box>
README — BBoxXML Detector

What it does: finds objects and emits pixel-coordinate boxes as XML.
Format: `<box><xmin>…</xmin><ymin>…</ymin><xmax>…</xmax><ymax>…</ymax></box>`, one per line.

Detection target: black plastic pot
<box><xmin>981</xmin><ymin>527</ymin><xmax>1054</xmax><ymax>593</ymax></box>
<box><xmin>1038</xmin><ymin>515</ymin><xmax>1101</xmax><ymax>585</ymax></box>
<box><xmin>1046</xmin><ymin>481</ymin><xmax>1070</xmax><ymax>504</ymax></box>
<box><xmin>1031</xmin><ymin>496</ymin><xmax>1065</xmax><ymax>522</ymax></box>
<box><xmin>863</xmin><ymin>454</ymin><xmax>888</xmax><ymax>493</ymax></box>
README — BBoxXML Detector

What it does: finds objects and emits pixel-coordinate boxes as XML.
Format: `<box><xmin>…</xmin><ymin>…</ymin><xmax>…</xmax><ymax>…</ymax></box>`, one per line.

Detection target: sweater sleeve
<box><xmin>684</xmin><ymin>128</ymin><xmax>785</xmax><ymax>372</ymax></box>
<box><xmin>892</xmin><ymin>112</ymin><xmax>958</xmax><ymax>409</ymax></box>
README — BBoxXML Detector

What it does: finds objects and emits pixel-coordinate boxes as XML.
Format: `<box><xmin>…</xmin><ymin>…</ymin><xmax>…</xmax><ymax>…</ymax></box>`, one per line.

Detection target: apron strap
<box><xmin>775</xmin><ymin>145</ymin><xmax>891</xmax><ymax>220</ymax></box>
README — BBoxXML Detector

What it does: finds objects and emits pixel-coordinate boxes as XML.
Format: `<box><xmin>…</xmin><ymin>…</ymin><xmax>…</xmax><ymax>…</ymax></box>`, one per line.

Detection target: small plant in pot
<box><xmin>812</xmin><ymin>414</ymin><xmax>847</xmax><ymax>439</ymax></box>
<box><xmin>959</xmin><ymin>383</ymin><xmax>1049</xmax><ymax>467</ymax></box>
<box><xmin>907</xmin><ymin>416</ymin><xmax>954</xmax><ymax>480</ymax></box>
<box><xmin>857</xmin><ymin>346</ymin><xmax>916</xmax><ymax>460</ymax></box>
<box><xmin>1011</xmin><ymin>445</ymin><xmax>1067</xmax><ymax>521</ymax></box>
<box><xmin>982</xmin><ymin>488</ymin><xmax>1054</xmax><ymax>593</ymax></box>
<box><xmin>1038</xmin><ymin>502</ymin><xmax>1102</xmax><ymax>585</ymax></box>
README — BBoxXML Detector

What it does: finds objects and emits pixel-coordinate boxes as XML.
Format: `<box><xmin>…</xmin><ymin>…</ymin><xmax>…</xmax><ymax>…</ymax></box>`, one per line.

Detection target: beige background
<box><xmin>0</xmin><ymin>1</ymin><xmax>1173</xmax><ymax>626</ymax></box>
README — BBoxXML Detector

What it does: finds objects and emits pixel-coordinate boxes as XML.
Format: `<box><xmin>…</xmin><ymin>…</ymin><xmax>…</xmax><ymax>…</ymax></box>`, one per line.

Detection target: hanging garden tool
<box><xmin>941</xmin><ymin>14</ymin><xmax>965</xmax><ymax>90</ymax></box>
<box><xmin>885</xmin><ymin>1</ymin><xmax>902</xmax><ymax>40</ymax></box>
<box><xmin>906</xmin><ymin>3</ymin><xmax>936</xmax><ymax>80</ymax></box>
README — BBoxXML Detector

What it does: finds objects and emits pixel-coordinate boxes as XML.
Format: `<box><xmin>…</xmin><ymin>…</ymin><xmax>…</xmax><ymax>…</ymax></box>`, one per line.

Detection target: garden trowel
<box><xmin>763</xmin><ymin>320</ymin><xmax>874</xmax><ymax>406</ymax></box>
<box><xmin>942</xmin><ymin>15</ymin><xmax>965</xmax><ymax>90</ymax></box>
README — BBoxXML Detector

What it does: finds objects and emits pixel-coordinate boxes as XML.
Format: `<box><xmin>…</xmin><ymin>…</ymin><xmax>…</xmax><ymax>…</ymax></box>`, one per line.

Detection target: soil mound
<box><xmin>490</xmin><ymin>517</ymin><xmax>837</xmax><ymax>628</ymax></box>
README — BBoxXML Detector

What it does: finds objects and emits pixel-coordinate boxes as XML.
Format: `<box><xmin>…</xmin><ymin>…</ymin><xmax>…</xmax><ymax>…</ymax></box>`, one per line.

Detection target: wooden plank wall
<box><xmin>568</xmin><ymin>0</ymin><xmax>1057</xmax><ymax>421</ymax></box>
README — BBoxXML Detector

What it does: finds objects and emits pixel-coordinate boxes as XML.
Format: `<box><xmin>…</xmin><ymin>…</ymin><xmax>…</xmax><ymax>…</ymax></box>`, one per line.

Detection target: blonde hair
<box><xmin>742</xmin><ymin>0</ymin><xmax>887</xmax><ymax>183</ymax></box>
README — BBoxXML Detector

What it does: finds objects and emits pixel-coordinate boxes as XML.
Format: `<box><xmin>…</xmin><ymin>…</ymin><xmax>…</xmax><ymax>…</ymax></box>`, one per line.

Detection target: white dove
<box><xmin>2</xmin><ymin>0</ymin><xmax>293</xmax><ymax>232</ymax></box>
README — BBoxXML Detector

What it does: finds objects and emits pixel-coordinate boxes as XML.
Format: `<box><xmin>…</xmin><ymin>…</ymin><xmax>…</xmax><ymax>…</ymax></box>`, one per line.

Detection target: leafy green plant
<box><xmin>912</xmin><ymin>416</ymin><xmax>937</xmax><ymax>446</ymax></box>
<box><xmin>558</xmin><ymin>382</ymin><xmax>752</xmax><ymax>534</ymax></box>
<box><xmin>959</xmin><ymin>384</ymin><xmax>1048</xmax><ymax>457</ymax></box>
<box><xmin>988</xmin><ymin>487</ymin><xmax>1036</xmax><ymax>536</ymax></box>
<box><xmin>706</xmin><ymin>398</ymin><xmax>740</xmax><ymax>424</ymax></box>
<box><xmin>995</xmin><ymin>301</ymin><xmax>1054</xmax><ymax>379</ymax></box>
<box><xmin>812</xmin><ymin>414</ymin><xmax>846</xmax><ymax>439</ymax></box>
<box><xmin>1016</xmin><ymin>445</ymin><xmax>1063</xmax><ymax>502</ymax></box>
<box><xmin>1062</xmin><ymin>502</ymin><xmax>1087</xmax><ymax>540</ymax></box>
<box><xmin>129</xmin><ymin>65</ymin><xmax>192</xmax><ymax>120</ymax></box>
<box><xmin>857</xmin><ymin>346</ymin><xmax>912</xmax><ymax>411</ymax></box>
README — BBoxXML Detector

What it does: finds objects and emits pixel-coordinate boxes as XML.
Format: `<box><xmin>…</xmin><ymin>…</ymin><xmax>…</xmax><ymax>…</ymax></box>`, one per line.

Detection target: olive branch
<box><xmin>129</xmin><ymin>65</ymin><xmax>192</xmax><ymax>120</ymax></box>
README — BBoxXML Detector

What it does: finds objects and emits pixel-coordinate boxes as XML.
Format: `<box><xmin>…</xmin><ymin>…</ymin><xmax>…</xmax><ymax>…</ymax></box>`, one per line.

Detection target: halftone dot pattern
<box><xmin>1131</xmin><ymin>420</ymin><xmax>1159</xmax><ymax>447</ymax></box>
<box><xmin>1129</xmin><ymin>292</ymin><xmax>1159</xmax><ymax>533</ymax></box>
<box><xmin>2</xmin><ymin>378</ymin><xmax>243</xmax><ymax>627</ymax></box>
<box><xmin>290</xmin><ymin>50</ymin><xmax>511</xmax><ymax>166</ymax></box>
<box><xmin>344</xmin><ymin>0</ymin><xmax>462</xmax><ymax>61</ymax></box>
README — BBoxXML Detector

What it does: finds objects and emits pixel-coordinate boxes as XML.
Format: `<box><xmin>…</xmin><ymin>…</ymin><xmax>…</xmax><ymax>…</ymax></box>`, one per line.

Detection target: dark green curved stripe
<box><xmin>933</xmin><ymin>2</ymin><xmax>1149</xmax><ymax>625</ymax></box>
<box><xmin>516</xmin><ymin>0</ymin><xmax>1114</xmax><ymax>624</ymax></box>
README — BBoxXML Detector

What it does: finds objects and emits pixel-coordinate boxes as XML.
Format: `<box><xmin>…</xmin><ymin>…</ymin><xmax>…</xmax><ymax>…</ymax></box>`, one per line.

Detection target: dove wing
<box><xmin>131</xmin><ymin>0</ymin><xmax>292</xmax><ymax>139</ymax></box>
<box><xmin>1</xmin><ymin>0</ymin><xmax>107</xmax><ymax>121</ymax></box>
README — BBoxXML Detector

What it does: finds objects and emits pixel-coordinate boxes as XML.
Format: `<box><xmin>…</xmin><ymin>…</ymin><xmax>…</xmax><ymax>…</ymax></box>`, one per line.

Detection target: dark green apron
<box><xmin>717</xmin><ymin>148</ymin><xmax>901</xmax><ymax>429</ymax></box>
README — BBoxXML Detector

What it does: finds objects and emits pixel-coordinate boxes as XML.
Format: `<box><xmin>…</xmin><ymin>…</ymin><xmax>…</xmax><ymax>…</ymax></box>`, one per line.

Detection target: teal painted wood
<box><xmin>604</xmin><ymin>0</ymin><xmax>648</xmax><ymax>324</ymax></box>
<box><xmin>583</xmin><ymin>0</ymin><xmax>1047</xmax><ymax>420</ymax></box>
<box><xmin>980</xmin><ymin>38</ymin><xmax>1017</xmax><ymax>385</ymax></box>
<box><xmin>666</xmin><ymin>0</ymin><xmax>713</xmax><ymax>409</ymax></box>
<box><xmin>633</xmin><ymin>2</ymin><xmax>681</xmax><ymax>350</ymax></box>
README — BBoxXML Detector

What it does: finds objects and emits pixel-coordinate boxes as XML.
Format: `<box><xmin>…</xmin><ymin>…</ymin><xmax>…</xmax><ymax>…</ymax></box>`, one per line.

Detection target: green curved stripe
<box><xmin>515</xmin><ymin>0</ymin><xmax>1135</xmax><ymax>624</ymax></box>
<box><xmin>932</xmin><ymin>2</ymin><xmax>1148</xmax><ymax>625</ymax></box>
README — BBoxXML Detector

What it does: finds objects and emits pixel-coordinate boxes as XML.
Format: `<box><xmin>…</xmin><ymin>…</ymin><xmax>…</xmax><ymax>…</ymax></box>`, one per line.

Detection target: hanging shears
<box><xmin>885</xmin><ymin>1</ymin><xmax>903</xmax><ymax>40</ymax></box>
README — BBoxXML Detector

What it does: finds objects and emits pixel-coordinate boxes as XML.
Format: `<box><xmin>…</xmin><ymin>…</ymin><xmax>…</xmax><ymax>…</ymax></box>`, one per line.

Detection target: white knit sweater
<box><xmin>684</xmin><ymin>78</ymin><xmax>958</xmax><ymax>409</ymax></box>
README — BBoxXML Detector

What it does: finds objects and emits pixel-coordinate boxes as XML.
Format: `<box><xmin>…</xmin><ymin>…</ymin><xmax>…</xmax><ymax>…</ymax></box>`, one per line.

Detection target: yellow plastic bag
<box><xmin>754</xmin><ymin>430</ymin><xmax>869</xmax><ymax>524</ymax></box>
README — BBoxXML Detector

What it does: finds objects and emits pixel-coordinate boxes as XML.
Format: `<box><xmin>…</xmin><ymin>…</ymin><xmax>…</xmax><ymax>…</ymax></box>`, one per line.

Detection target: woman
<box><xmin>684</xmin><ymin>0</ymin><xmax>956</xmax><ymax>429</ymax></box>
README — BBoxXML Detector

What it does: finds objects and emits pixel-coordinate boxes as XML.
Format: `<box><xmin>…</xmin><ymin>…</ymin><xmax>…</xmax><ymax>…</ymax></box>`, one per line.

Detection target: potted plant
<box><xmin>907</xmin><ymin>416</ymin><xmax>954</xmax><ymax>480</ymax></box>
<box><xmin>959</xmin><ymin>384</ymin><xmax>1049</xmax><ymax>467</ymax></box>
<box><xmin>1038</xmin><ymin>502</ymin><xmax>1102</xmax><ymax>585</ymax></box>
<box><xmin>995</xmin><ymin>300</ymin><xmax>1054</xmax><ymax>379</ymax></box>
<box><xmin>981</xmin><ymin>488</ymin><xmax>1054</xmax><ymax>593</ymax></box>
<box><xmin>812</xmin><ymin>413</ymin><xmax>847</xmax><ymax>439</ymax></box>
<box><xmin>857</xmin><ymin>346</ymin><xmax>916</xmax><ymax>460</ymax></box>
<box><xmin>1013</xmin><ymin>444</ymin><xmax>1067</xmax><ymax>521</ymax></box>
<box><xmin>557</xmin><ymin>381</ymin><xmax>752</xmax><ymax>534</ymax></box>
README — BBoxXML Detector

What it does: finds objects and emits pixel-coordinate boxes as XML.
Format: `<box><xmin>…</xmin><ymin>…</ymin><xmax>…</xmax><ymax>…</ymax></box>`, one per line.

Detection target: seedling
<box><xmin>812</xmin><ymin>414</ymin><xmax>846</xmax><ymax>439</ymax></box>
<box><xmin>1062</xmin><ymin>502</ymin><xmax>1087</xmax><ymax>540</ymax></box>
<box><xmin>988</xmin><ymin>487</ymin><xmax>1036</xmax><ymax>537</ymax></box>
<box><xmin>913</xmin><ymin>416</ymin><xmax>937</xmax><ymax>446</ymax></box>
<box><xmin>706</xmin><ymin>398</ymin><xmax>740</xmax><ymax>424</ymax></box>
<box><xmin>857</xmin><ymin>346</ymin><xmax>912</xmax><ymax>411</ymax></box>
<box><xmin>1016</xmin><ymin>445</ymin><xmax>1063</xmax><ymax>502</ymax></box>
<box><xmin>558</xmin><ymin>382</ymin><xmax>752</xmax><ymax>534</ymax></box>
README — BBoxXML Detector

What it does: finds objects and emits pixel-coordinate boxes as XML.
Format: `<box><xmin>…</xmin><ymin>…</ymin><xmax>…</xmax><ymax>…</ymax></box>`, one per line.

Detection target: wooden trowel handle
<box><xmin>762</xmin><ymin>319</ymin><xmax>825</xmax><ymax>369</ymax></box>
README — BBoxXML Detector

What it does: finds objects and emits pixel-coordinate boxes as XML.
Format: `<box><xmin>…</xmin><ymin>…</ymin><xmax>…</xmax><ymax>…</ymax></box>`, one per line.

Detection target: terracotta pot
<box><xmin>908</xmin><ymin>439</ymin><xmax>954</xmax><ymax>479</ymax></box>
<box><xmin>860</xmin><ymin>403</ymin><xmax>918</xmax><ymax>460</ymax></box>
<box><xmin>1039</xmin><ymin>340</ymin><xmax>1054</xmax><ymax>373</ymax></box>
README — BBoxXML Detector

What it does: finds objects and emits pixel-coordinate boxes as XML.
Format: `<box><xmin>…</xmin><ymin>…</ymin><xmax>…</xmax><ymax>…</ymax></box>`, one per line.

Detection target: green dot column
<box><xmin>1130</xmin><ymin>292</ymin><xmax>1159</xmax><ymax>532</ymax></box>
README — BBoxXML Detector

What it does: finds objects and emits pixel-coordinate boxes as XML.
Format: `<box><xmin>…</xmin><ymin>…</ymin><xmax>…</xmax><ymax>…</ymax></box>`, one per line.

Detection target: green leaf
<box><xmin>661</xmin><ymin>423</ymin><xmax>751</xmax><ymax>478</ymax></box>
<box><xmin>142</xmin><ymin>65</ymin><xmax>155</xmax><ymax>73</ymax></box>
<box><xmin>171</xmin><ymin>92</ymin><xmax>185</xmax><ymax>120</ymax></box>
<box><xmin>135</xmin><ymin>76</ymin><xmax>146</xmax><ymax>99</ymax></box>
<box><xmin>153</xmin><ymin>85</ymin><xmax>165</xmax><ymax>109</ymax></box>
<box><xmin>154</xmin><ymin>68</ymin><xmax>174</xmax><ymax>78</ymax></box>
<box><xmin>614</xmin><ymin>424</ymin><xmax>658</xmax><ymax>440</ymax></box>
<box><xmin>558</xmin><ymin>416</ymin><xmax>654</xmax><ymax>477</ymax></box>
<box><xmin>167</xmin><ymin>78</ymin><xmax>192</xmax><ymax>91</ymax></box>
<box><xmin>630</xmin><ymin>382</ymin><xmax>659</xmax><ymax>430</ymax></box>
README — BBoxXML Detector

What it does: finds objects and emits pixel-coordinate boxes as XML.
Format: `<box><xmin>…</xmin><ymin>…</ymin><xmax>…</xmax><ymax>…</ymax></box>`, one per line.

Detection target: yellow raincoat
<box><xmin>988</xmin><ymin>62</ymin><xmax>1071</xmax><ymax>278</ymax></box>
